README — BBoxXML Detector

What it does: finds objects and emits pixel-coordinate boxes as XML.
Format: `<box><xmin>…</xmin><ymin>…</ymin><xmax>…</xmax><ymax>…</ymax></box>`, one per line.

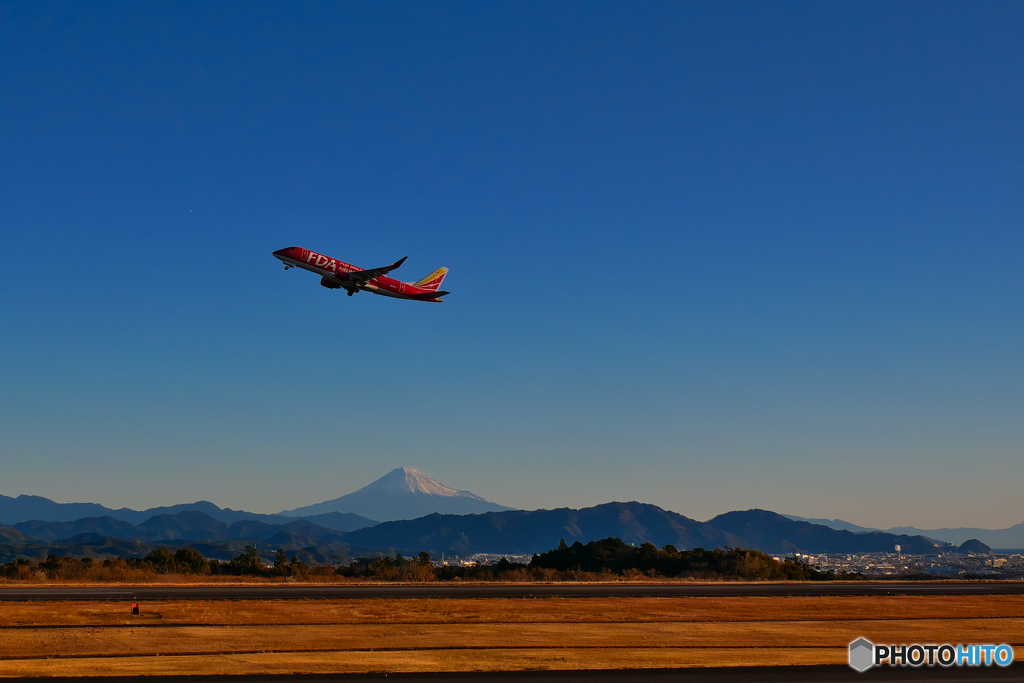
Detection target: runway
<box><xmin>2</xmin><ymin>581</ymin><xmax>1023</xmax><ymax>601</ymax></box>
<box><xmin>6</xmin><ymin>665</ymin><xmax>1022</xmax><ymax>682</ymax></box>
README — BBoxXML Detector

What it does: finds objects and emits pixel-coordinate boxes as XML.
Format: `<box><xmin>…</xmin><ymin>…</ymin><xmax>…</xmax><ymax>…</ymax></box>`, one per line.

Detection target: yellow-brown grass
<box><xmin>0</xmin><ymin>596</ymin><xmax>1020</xmax><ymax>677</ymax></box>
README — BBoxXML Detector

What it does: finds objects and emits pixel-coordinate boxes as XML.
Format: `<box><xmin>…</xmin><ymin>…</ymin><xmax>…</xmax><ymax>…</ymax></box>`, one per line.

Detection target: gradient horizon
<box><xmin>1</xmin><ymin>2</ymin><xmax>1022</xmax><ymax>529</ymax></box>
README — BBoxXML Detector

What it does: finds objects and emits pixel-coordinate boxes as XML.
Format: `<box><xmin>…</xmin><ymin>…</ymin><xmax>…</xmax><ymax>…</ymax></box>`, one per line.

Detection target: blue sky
<box><xmin>1</xmin><ymin>1</ymin><xmax>1021</xmax><ymax>529</ymax></box>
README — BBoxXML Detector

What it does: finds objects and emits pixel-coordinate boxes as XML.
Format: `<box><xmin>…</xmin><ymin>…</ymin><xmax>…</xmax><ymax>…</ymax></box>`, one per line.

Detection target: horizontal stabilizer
<box><xmin>409</xmin><ymin>290</ymin><xmax>450</xmax><ymax>301</ymax></box>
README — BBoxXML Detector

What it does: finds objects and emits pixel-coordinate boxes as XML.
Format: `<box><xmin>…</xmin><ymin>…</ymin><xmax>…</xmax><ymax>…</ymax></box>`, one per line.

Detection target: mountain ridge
<box><xmin>0</xmin><ymin>494</ymin><xmax>376</xmax><ymax>530</ymax></box>
<box><xmin>710</xmin><ymin>509</ymin><xmax>941</xmax><ymax>555</ymax></box>
<box><xmin>10</xmin><ymin>510</ymin><xmax>350</xmax><ymax>544</ymax></box>
<box><xmin>782</xmin><ymin>514</ymin><xmax>880</xmax><ymax>534</ymax></box>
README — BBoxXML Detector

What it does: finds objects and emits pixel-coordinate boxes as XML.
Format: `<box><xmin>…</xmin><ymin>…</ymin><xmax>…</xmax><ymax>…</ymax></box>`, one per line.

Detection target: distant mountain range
<box><xmin>0</xmin><ymin>510</ymin><xmax>368</xmax><ymax>565</ymax></box>
<box><xmin>784</xmin><ymin>514</ymin><xmax>1024</xmax><ymax>549</ymax></box>
<box><xmin>0</xmin><ymin>468</ymin><xmax>507</xmax><ymax>528</ymax></box>
<box><xmin>0</xmin><ymin>503</ymin><xmax>953</xmax><ymax>563</ymax></box>
<box><xmin>343</xmin><ymin>504</ymin><xmax>948</xmax><ymax>556</ymax></box>
<box><xmin>0</xmin><ymin>494</ymin><xmax>374</xmax><ymax>531</ymax></box>
<box><xmin>10</xmin><ymin>510</ymin><xmax>349</xmax><ymax>544</ymax></box>
<box><xmin>280</xmin><ymin>468</ymin><xmax>513</xmax><ymax>521</ymax></box>
<box><xmin>0</xmin><ymin>495</ymin><xmax>282</xmax><ymax>526</ymax></box>
<box><xmin>881</xmin><ymin>524</ymin><xmax>1024</xmax><ymax>549</ymax></box>
<box><xmin>782</xmin><ymin>515</ymin><xmax>879</xmax><ymax>534</ymax></box>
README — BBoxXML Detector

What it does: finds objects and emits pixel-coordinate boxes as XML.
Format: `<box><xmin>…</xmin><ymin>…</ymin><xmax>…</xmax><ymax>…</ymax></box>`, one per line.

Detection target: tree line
<box><xmin>529</xmin><ymin>537</ymin><xmax>855</xmax><ymax>580</ymax></box>
<box><xmin>1</xmin><ymin>546</ymin><xmax>332</xmax><ymax>582</ymax></box>
<box><xmin>1</xmin><ymin>537</ymin><xmax>860</xmax><ymax>582</ymax></box>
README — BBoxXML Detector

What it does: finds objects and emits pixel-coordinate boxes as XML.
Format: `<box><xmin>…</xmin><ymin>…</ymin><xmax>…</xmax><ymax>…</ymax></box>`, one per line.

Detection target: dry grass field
<box><xmin>0</xmin><ymin>595</ymin><xmax>1021</xmax><ymax>676</ymax></box>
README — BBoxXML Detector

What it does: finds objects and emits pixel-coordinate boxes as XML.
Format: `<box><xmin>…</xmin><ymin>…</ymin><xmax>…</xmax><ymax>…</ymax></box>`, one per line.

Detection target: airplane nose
<box><xmin>273</xmin><ymin>246</ymin><xmax>300</xmax><ymax>259</ymax></box>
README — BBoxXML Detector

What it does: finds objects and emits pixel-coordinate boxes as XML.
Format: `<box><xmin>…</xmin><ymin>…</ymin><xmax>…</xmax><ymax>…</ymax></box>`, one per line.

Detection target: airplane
<box><xmin>272</xmin><ymin>246</ymin><xmax>450</xmax><ymax>302</ymax></box>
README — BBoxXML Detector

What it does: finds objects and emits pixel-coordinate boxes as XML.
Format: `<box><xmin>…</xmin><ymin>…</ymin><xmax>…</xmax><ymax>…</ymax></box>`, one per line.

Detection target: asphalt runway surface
<box><xmin>6</xmin><ymin>666</ymin><xmax>1022</xmax><ymax>682</ymax></box>
<box><xmin>2</xmin><ymin>581</ymin><xmax>1024</xmax><ymax>600</ymax></box>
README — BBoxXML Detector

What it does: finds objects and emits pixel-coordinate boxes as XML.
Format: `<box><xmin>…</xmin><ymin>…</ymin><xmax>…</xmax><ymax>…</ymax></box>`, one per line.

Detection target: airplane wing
<box><xmin>345</xmin><ymin>256</ymin><xmax>407</xmax><ymax>283</ymax></box>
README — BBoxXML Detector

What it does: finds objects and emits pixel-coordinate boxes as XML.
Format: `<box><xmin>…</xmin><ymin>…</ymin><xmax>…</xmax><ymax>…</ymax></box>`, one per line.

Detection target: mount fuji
<box><xmin>279</xmin><ymin>468</ymin><xmax>514</xmax><ymax>522</ymax></box>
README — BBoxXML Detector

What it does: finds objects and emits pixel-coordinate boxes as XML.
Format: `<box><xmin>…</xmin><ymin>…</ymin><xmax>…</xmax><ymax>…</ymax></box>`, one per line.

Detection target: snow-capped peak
<box><xmin>278</xmin><ymin>467</ymin><xmax>512</xmax><ymax>521</ymax></box>
<box><xmin>373</xmin><ymin>468</ymin><xmax>467</xmax><ymax>497</ymax></box>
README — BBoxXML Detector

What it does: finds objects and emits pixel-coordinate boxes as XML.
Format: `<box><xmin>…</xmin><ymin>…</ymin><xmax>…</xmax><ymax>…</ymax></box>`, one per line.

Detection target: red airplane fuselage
<box><xmin>272</xmin><ymin>246</ymin><xmax>449</xmax><ymax>302</ymax></box>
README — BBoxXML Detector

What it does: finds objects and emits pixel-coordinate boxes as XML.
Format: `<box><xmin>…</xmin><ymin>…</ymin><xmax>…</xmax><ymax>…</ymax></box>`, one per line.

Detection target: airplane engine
<box><xmin>319</xmin><ymin>277</ymin><xmax>343</xmax><ymax>289</ymax></box>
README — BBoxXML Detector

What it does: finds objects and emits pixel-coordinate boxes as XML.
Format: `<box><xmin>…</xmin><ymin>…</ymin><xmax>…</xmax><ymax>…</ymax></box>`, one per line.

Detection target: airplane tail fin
<box><xmin>412</xmin><ymin>267</ymin><xmax>449</xmax><ymax>292</ymax></box>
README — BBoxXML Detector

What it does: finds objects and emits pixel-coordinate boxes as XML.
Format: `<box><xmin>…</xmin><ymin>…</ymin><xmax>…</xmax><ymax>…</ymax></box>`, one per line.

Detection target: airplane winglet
<box><xmin>345</xmin><ymin>256</ymin><xmax>409</xmax><ymax>283</ymax></box>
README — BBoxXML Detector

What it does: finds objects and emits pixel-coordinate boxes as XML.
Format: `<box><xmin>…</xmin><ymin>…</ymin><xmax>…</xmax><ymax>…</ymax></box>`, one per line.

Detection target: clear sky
<box><xmin>1</xmin><ymin>2</ymin><xmax>1022</xmax><ymax>530</ymax></box>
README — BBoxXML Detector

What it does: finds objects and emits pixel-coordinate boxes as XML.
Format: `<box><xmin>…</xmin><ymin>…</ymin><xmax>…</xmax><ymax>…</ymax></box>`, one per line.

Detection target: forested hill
<box><xmin>342</xmin><ymin>503</ymin><xmax>946</xmax><ymax>556</ymax></box>
<box><xmin>341</xmin><ymin>501</ymin><xmax>733</xmax><ymax>555</ymax></box>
